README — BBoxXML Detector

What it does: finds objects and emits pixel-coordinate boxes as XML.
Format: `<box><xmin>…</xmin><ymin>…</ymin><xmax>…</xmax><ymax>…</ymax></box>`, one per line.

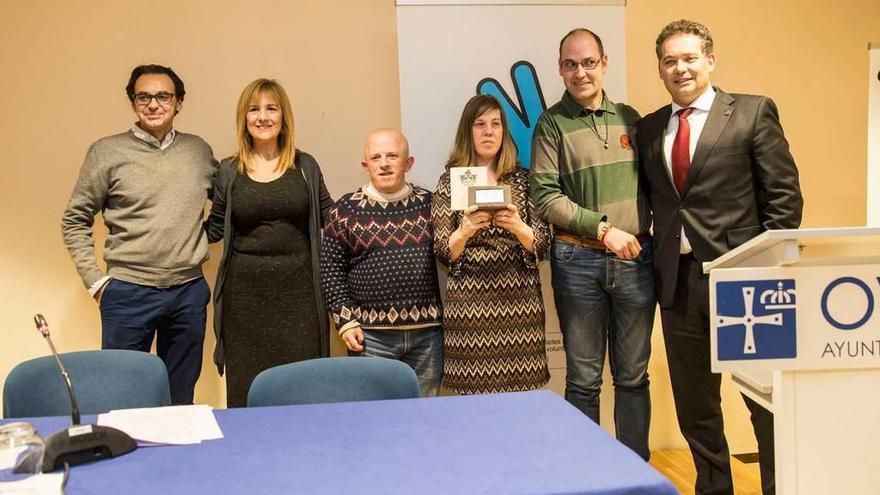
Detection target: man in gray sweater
<box><xmin>61</xmin><ymin>64</ymin><xmax>217</xmax><ymax>404</ymax></box>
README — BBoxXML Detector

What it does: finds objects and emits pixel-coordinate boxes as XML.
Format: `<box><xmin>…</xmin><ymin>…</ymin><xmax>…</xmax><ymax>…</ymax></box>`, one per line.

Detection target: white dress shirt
<box><xmin>130</xmin><ymin>123</ymin><xmax>177</xmax><ymax>150</ymax></box>
<box><xmin>662</xmin><ymin>86</ymin><xmax>716</xmax><ymax>254</ymax></box>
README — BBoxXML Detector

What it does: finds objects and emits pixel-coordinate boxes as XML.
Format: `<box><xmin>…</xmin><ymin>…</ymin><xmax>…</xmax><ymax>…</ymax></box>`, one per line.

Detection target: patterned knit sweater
<box><xmin>320</xmin><ymin>185</ymin><xmax>442</xmax><ymax>332</ymax></box>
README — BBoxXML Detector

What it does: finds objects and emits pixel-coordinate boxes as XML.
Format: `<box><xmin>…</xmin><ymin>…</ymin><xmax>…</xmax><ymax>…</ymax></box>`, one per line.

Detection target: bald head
<box><xmin>559</xmin><ymin>28</ymin><xmax>605</xmax><ymax>58</ymax></box>
<box><xmin>363</xmin><ymin>128</ymin><xmax>410</xmax><ymax>159</ymax></box>
<box><xmin>361</xmin><ymin>128</ymin><xmax>414</xmax><ymax>194</ymax></box>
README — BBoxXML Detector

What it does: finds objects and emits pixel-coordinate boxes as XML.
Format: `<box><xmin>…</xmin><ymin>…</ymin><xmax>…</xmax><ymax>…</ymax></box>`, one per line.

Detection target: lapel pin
<box><xmin>724</xmin><ymin>108</ymin><xmax>733</xmax><ymax>117</ymax></box>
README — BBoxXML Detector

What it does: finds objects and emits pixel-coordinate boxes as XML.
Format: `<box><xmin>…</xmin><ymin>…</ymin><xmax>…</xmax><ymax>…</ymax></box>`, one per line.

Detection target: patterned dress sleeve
<box><xmin>430</xmin><ymin>170</ymin><xmax>464</xmax><ymax>273</ymax></box>
<box><xmin>517</xmin><ymin>168</ymin><xmax>551</xmax><ymax>268</ymax></box>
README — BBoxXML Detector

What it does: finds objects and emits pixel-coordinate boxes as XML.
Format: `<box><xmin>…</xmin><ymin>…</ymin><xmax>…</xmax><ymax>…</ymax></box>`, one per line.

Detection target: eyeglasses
<box><xmin>561</xmin><ymin>58</ymin><xmax>602</xmax><ymax>72</ymax></box>
<box><xmin>133</xmin><ymin>92</ymin><xmax>175</xmax><ymax>106</ymax></box>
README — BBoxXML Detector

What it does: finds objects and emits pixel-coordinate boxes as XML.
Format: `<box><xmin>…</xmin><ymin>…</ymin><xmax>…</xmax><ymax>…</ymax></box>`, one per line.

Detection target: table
<box><xmin>2</xmin><ymin>391</ymin><xmax>677</xmax><ymax>495</ymax></box>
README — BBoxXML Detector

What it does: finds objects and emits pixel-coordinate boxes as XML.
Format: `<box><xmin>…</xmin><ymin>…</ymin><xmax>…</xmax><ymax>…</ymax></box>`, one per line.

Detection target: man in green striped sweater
<box><xmin>530</xmin><ymin>28</ymin><xmax>655</xmax><ymax>460</ymax></box>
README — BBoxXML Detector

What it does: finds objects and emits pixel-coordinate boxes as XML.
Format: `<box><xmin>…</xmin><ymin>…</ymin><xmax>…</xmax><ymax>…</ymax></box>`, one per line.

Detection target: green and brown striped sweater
<box><xmin>530</xmin><ymin>91</ymin><xmax>650</xmax><ymax>239</ymax></box>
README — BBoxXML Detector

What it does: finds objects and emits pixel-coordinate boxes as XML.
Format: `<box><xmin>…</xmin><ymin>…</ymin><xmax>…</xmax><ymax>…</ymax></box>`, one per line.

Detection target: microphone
<box><xmin>33</xmin><ymin>314</ymin><xmax>80</xmax><ymax>425</ymax></box>
<box><xmin>15</xmin><ymin>314</ymin><xmax>137</xmax><ymax>473</ymax></box>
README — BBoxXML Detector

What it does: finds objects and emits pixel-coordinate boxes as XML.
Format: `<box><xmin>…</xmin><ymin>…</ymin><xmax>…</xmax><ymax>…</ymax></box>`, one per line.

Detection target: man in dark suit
<box><xmin>637</xmin><ymin>20</ymin><xmax>803</xmax><ymax>495</ymax></box>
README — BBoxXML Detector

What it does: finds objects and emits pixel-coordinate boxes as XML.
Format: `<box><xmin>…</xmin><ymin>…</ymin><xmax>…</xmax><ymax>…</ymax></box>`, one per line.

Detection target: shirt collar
<box><xmin>363</xmin><ymin>183</ymin><xmax>412</xmax><ymax>202</ymax></box>
<box><xmin>671</xmin><ymin>86</ymin><xmax>716</xmax><ymax>115</ymax></box>
<box><xmin>561</xmin><ymin>90</ymin><xmax>617</xmax><ymax>118</ymax></box>
<box><xmin>130</xmin><ymin>123</ymin><xmax>176</xmax><ymax>149</ymax></box>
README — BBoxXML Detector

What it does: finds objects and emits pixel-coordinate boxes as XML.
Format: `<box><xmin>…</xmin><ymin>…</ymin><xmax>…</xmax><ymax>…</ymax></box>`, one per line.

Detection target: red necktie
<box><xmin>671</xmin><ymin>107</ymin><xmax>695</xmax><ymax>195</ymax></box>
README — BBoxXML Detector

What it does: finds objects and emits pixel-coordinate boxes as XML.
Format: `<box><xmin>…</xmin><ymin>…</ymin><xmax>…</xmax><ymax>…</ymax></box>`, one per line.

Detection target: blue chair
<box><xmin>247</xmin><ymin>357</ymin><xmax>420</xmax><ymax>407</ymax></box>
<box><xmin>3</xmin><ymin>350</ymin><xmax>172</xmax><ymax>419</ymax></box>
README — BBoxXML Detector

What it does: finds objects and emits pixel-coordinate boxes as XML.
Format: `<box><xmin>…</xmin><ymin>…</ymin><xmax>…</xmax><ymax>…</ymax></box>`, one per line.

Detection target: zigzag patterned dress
<box><xmin>432</xmin><ymin>167</ymin><xmax>551</xmax><ymax>394</ymax></box>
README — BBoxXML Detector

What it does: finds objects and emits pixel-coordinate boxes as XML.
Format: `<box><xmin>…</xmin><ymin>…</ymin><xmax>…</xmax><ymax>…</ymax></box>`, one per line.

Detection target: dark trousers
<box><xmin>660</xmin><ymin>255</ymin><xmax>775</xmax><ymax>495</ymax></box>
<box><xmin>99</xmin><ymin>277</ymin><xmax>210</xmax><ymax>405</ymax></box>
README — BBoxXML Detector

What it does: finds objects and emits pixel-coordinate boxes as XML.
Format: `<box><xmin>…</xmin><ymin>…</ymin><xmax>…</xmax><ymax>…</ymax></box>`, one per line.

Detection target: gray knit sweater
<box><xmin>61</xmin><ymin>130</ymin><xmax>217</xmax><ymax>288</ymax></box>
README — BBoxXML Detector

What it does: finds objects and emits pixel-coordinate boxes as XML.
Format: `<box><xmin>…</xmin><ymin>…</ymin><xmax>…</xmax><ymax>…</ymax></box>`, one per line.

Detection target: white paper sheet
<box><xmin>97</xmin><ymin>405</ymin><xmax>223</xmax><ymax>446</ymax></box>
<box><xmin>0</xmin><ymin>473</ymin><xmax>64</xmax><ymax>495</ymax></box>
<box><xmin>0</xmin><ymin>447</ymin><xmax>28</xmax><ymax>471</ymax></box>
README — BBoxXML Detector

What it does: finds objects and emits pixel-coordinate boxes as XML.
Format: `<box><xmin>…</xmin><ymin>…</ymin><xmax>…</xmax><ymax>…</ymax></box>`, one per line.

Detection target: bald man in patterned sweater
<box><xmin>321</xmin><ymin>129</ymin><xmax>443</xmax><ymax>396</ymax></box>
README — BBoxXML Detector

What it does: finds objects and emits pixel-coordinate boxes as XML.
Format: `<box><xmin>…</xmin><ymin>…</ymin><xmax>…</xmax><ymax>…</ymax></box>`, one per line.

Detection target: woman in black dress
<box><xmin>207</xmin><ymin>79</ymin><xmax>333</xmax><ymax>407</ymax></box>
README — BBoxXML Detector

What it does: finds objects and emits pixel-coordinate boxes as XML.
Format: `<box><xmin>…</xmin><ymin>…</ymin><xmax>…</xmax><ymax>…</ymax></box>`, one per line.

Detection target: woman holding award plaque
<box><xmin>431</xmin><ymin>94</ymin><xmax>551</xmax><ymax>394</ymax></box>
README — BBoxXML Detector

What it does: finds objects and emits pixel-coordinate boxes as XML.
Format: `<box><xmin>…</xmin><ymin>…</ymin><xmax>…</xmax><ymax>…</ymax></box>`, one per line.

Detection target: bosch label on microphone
<box><xmin>69</xmin><ymin>430</ymin><xmax>108</xmax><ymax>447</ymax></box>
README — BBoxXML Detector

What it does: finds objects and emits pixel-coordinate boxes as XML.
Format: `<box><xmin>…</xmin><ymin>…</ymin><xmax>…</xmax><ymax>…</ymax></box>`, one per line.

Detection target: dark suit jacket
<box><xmin>637</xmin><ymin>88</ymin><xmax>803</xmax><ymax>308</ymax></box>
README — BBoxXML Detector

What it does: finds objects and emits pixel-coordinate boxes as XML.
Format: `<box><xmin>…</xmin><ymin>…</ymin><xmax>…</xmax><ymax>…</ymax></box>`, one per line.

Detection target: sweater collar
<box><xmin>561</xmin><ymin>90</ymin><xmax>617</xmax><ymax>118</ymax></box>
<box><xmin>363</xmin><ymin>183</ymin><xmax>413</xmax><ymax>202</ymax></box>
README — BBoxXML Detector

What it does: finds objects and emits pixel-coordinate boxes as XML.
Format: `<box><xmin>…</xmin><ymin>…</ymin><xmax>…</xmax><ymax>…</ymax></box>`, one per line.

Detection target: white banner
<box><xmin>397</xmin><ymin>3</ymin><xmax>627</xmax><ymax>187</ymax></box>
<box><xmin>868</xmin><ymin>44</ymin><xmax>880</xmax><ymax>226</ymax></box>
<box><xmin>397</xmin><ymin>1</ymin><xmax>627</xmax><ymax>394</ymax></box>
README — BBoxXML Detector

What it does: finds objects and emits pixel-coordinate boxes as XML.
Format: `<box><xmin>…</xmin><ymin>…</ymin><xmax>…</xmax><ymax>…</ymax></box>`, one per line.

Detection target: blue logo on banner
<box><xmin>716</xmin><ymin>280</ymin><xmax>797</xmax><ymax>361</ymax></box>
<box><xmin>477</xmin><ymin>61</ymin><xmax>547</xmax><ymax>167</ymax></box>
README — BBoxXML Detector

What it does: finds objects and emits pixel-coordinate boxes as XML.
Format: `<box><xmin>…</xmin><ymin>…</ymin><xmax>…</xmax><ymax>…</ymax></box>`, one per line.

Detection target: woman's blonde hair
<box><xmin>444</xmin><ymin>94</ymin><xmax>518</xmax><ymax>179</ymax></box>
<box><xmin>233</xmin><ymin>78</ymin><xmax>296</xmax><ymax>173</ymax></box>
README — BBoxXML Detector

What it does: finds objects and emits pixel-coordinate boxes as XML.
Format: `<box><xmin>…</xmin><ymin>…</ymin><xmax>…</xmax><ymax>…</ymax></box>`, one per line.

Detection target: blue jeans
<box><xmin>354</xmin><ymin>327</ymin><xmax>444</xmax><ymax>397</ymax></box>
<box><xmin>100</xmin><ymin>277</ymin><xmax>209</xmax><ymax>405</ymax></box>
<box><xmin>550</xmin><ymin>239</ymin><xmax>655</xmax><ymax>459</ymax></box>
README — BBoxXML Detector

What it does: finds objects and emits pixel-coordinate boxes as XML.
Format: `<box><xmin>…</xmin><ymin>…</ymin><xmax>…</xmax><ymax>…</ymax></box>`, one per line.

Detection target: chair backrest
<box><xmin>3</xmin><ymin>349</ymin><xmax>171</xmax><ymax>419</ymax></box>
<box><xmin>247</xmin><ymin>357</ymin><xmax>420</xmax><ymax>407</ymax></box>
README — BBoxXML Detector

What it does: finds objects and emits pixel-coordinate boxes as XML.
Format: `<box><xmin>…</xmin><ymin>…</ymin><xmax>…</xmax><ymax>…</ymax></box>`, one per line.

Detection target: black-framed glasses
<box><xmin>561</xmin><ymin>58</ymin><xmax>601</xmax><ymax>72</ymax></box>
<box><xmin>133</xmin><ymin>92</ymin><xmax>175</xmax><ymax>106</ymax></box>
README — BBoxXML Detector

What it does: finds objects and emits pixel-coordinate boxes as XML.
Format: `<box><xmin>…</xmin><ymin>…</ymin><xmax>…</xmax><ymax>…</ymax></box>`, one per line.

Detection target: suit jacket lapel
<box><xmin>682</xmin><ymin>89</ymin><xmax>734</xmax><ymax>196</ymax></box>
<box><xmin>651</xmin><ymin>105</ymin><xmax>677</xmax><ymax>195</ymax></box>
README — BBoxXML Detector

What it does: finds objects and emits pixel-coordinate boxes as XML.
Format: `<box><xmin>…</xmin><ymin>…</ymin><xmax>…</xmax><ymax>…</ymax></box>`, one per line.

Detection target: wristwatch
<box><xmin>597</xmin><ymin>221</ymin><xmax>611</xmax><ymax>242</ymax></box>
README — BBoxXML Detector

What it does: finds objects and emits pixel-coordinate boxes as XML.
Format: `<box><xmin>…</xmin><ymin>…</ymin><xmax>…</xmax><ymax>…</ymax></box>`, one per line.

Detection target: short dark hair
<box><xmin>655</xmin><ymin>19</ymin><xmax>714</xmax><ymax>59</ymax></box>
<box><xmin>125</xmin><ymin>64</ymin><xmax>186</xmax><ymax>102</ymax></box>
<box><xmin>559</xmin><ymin>28</ymin><xmax>605</xmax><ymax>58</ymax></box>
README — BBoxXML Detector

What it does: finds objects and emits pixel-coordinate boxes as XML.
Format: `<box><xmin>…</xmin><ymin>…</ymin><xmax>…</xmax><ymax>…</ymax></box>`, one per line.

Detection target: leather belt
<box><xmin>554</xmin><ymin>227</ymin><xmax>649</xmax><ymax>251</ymax></box>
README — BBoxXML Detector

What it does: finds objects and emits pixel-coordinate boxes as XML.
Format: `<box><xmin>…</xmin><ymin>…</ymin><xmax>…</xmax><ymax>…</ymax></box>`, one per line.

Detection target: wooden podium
<box><xmin>704</xmin><ymin>227</ymin><xmax>880</xmax><ymax>495</ymax></box>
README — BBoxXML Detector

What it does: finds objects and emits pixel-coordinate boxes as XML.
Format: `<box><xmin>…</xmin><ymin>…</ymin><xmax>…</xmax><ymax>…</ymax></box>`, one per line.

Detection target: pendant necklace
<box><xmin>586</xmin><ymin>111</ymin><xmax>609</xmax><ymax>149</ymax></box>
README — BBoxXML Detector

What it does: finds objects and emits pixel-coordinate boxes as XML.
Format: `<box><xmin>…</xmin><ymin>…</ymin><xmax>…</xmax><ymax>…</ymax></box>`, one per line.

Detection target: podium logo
<box><xmin>716</xmin><ymin>280</ymin><xmax>797</xmax><ymax>361</ymax></box>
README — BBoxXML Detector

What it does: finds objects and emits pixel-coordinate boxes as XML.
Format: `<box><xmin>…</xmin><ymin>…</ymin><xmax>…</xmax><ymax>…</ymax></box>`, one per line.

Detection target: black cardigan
<box><xmin>206</xmin><ymin>151</ymin><xmax>334</xmax><ymax>374</ymax></box>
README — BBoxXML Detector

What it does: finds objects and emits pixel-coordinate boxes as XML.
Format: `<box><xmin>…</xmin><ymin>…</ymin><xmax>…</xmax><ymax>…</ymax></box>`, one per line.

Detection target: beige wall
<box><xmin>0</xmin><ymin>0</ymin><xmax>396</xmax><ymax>410</ymax></box>
<box><xmin>1</xmin><ymin>0</ymin><xmax>877</xmax><ymax>453</ymax></box>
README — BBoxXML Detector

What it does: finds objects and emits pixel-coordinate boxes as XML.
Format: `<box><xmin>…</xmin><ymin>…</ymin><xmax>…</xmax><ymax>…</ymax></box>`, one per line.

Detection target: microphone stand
<box><xmin>15</xmin><ymin>315</ymin><xmax>137</xmax><ymax>473</ymax></box>
<box><xmin>40</xmin><ymin>321</ymin><xmax>80</xmax><ymax>426</ymax></box>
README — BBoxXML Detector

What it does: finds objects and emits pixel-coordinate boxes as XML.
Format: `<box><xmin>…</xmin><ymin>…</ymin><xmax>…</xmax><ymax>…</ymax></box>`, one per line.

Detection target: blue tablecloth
<box><xmin>2</xmin><ymin>390</ymin><xmax>677</xmax><ymax>495</ymax></box>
